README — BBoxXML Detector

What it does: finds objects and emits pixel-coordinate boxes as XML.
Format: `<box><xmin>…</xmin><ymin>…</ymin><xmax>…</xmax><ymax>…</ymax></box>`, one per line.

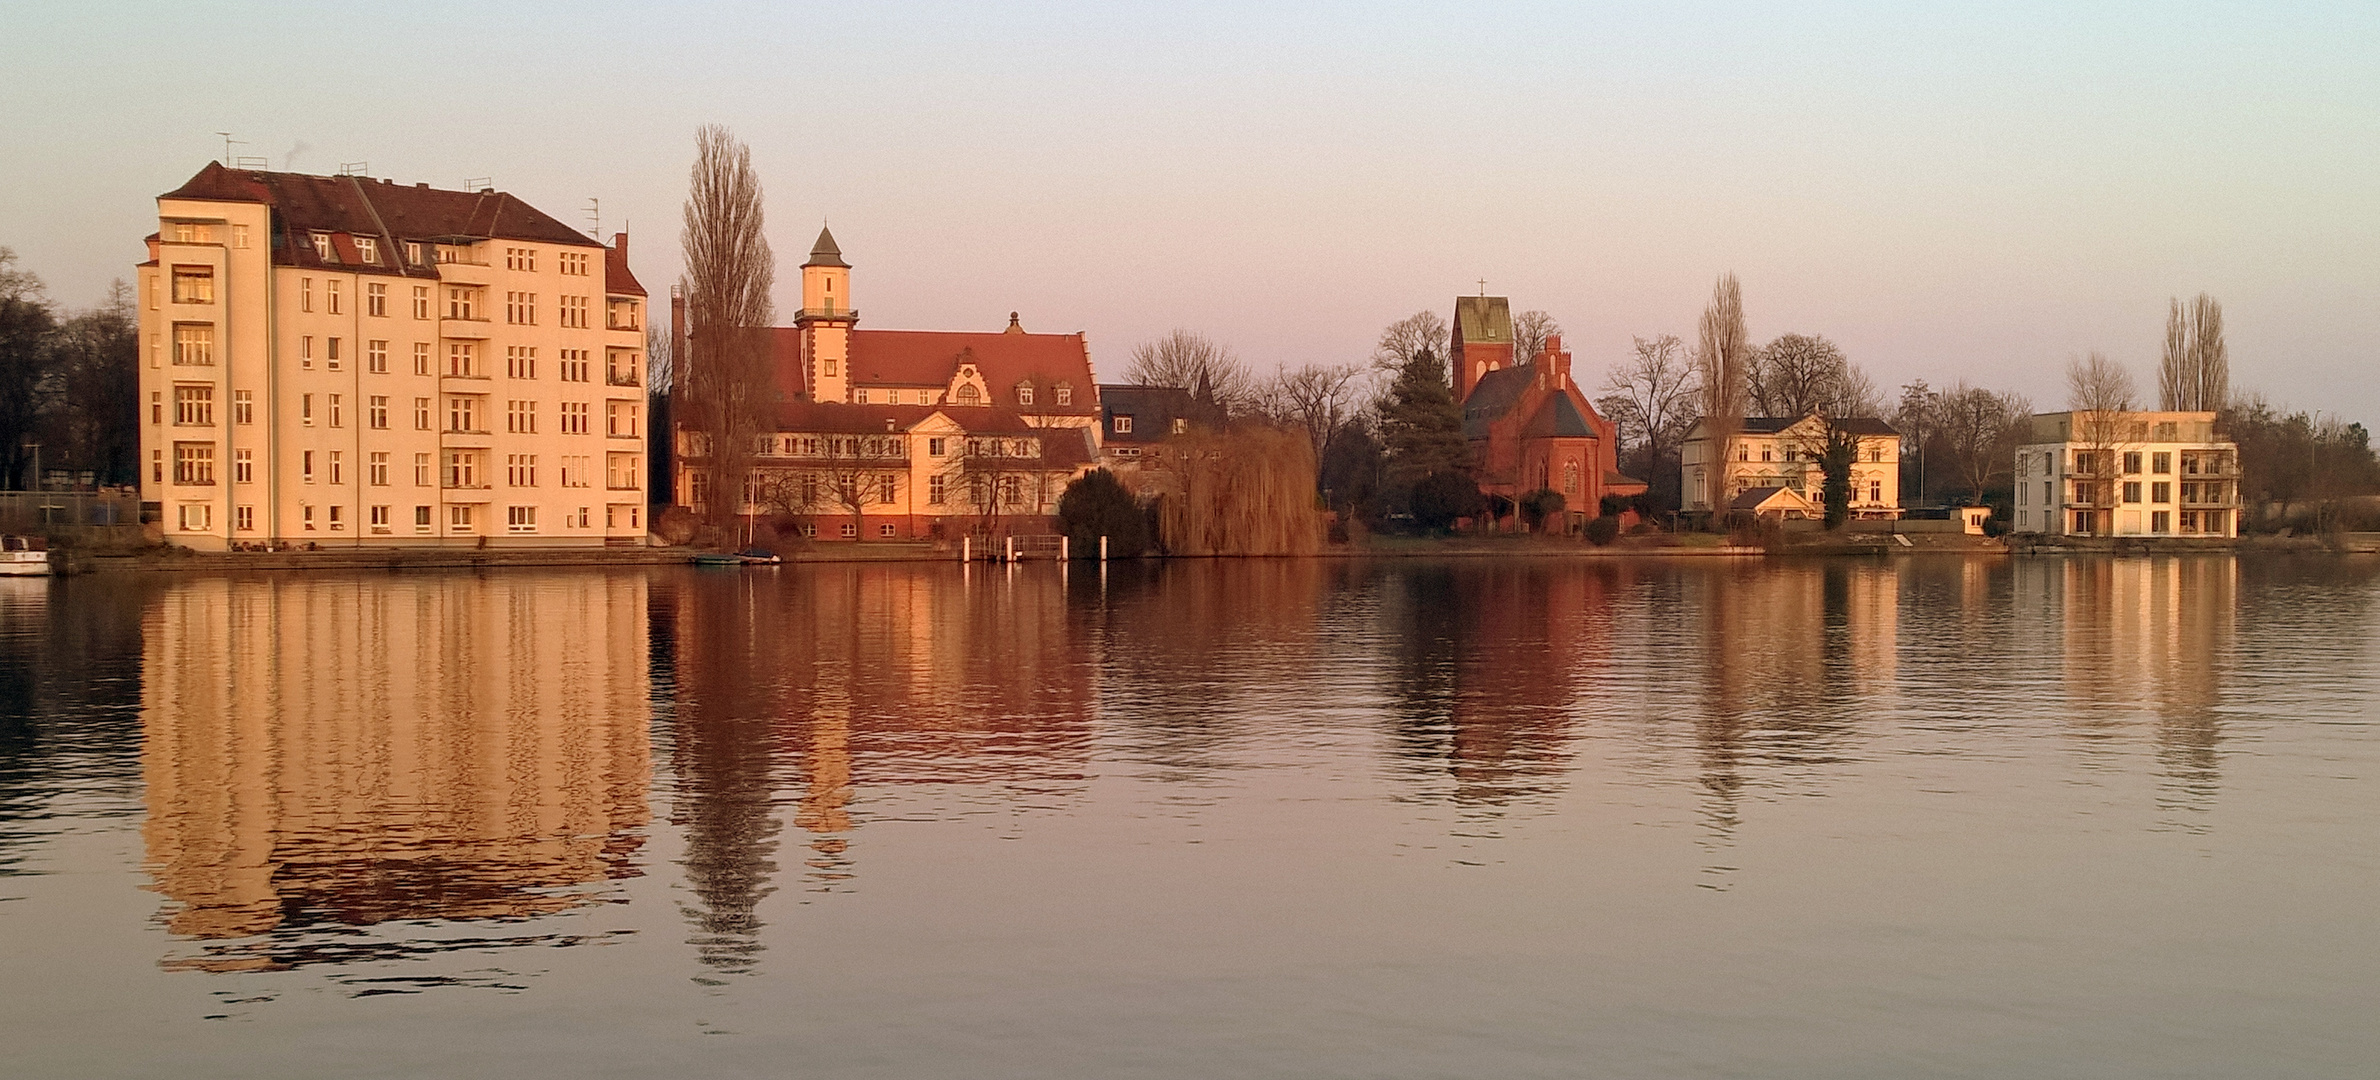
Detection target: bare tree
<box><xmin>1511</xmin><ymin>309</ymin><xmax>1562</xmax><ymax>366</ymax></box>
<box><xmin>1933</xmin><ymin>382</ymin><xmax>2031</xmax><ymax>505</ymax></box>
<box><xmin>1262</xmin><ymin>362</ymin><xmax>1367</xmax><ymax>468</ymax></box>
<box><xmin>756</xmin><ymin>434</ymin><xmax>906</xmax><ymax>542</ymax></box>
<box><xmin>2065</xmin><ymin>351</ymin><xmax>2138</xmax><ymax>536</ymax></box>
<box><xmin>2159</xmin><ymin>293</ymin><xmax>2228</xmax><ymax>412</ymax></box>
<box><xmin>1691</xmin><ymin>273</ymin><xmax>1752</xmax><ymax>511</ymax></box>
<box><xmin>0</xmin><ymin>248</ymin><xmax>57</xmax><ymax>490</ymax></box>
<box><xmin>942</xmin><ymin>432</ymin><xmax>1068</xmax><ymax>538</ymax></box>
<box><xmin>1895</xmin><ymin>380</ymin><xmax>1937</xmax><ymax>503</ymax></box>
<box><xmin>1595</xmin><ymin>333</ymin><xmax>1699</xmax><ymax>486</ymax></box>
<box><xmin>1371</xmin><ymin>310</ymin><xmax>1450</xmax><ymax>376</ymax></box>
<box><xmin>678</xmin><ymin>124</ymin><xmax>776</xmax><ymax>526</ymax></box>
<box><xmin>1748</xmin><ymin>333</ymin><xmax>1876</xmax><ymax>419</ymax></box>
<box><xmin>1126</xmin><ymin>329</ymin><xmax>1253</xmax><ymax>413</ymax></box>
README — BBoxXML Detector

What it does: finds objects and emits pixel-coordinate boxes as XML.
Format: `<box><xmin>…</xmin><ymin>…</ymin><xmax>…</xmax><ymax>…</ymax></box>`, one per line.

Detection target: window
<box><xmin>368</xmin><ymin>340</ymin><xmax>389</xmax><ymax>373</ymax></box>
<box><xmin>2152</xmin><ymin>510</ymin><xmax>2171</xmax><ymax>533</ymax></box>
<box><xmin>1172</xmin><ymin>417</ymin><xmax>1188</xmax><ymax>435</ymax></box>
<box><xmin>2123</xmin><ymin>451</ymin><xmax>2143</xmax><ymax>475</ymax></box>
<box><xmin>177</xmin><ymin>503</ymin><xmax>212</xmax><ymax>531</ymax></box>
<box><xmin>171</xmin><ymin>266</ymin><xmax>215</xmax><ymax>304</ymax></box>
<box><xmin>366</xmin><ymin>505</ymin><xmax>389</xmax><ymax>533</ymax></box>
<box><xmin>1112</xmin><ymin>414</ymin><xmax>1132</xmax><ymax>434</ymax></box>
<box><xmin>856</xmin><ymin>389</ymin><xmax>870</xmax><ymax>404</ymax></box>
<box><xmin>450</xmin><ymin>504</ymin><xmax>476</xmax><ymax>532</ymax></box>
<box><xmin>369</xmin><ymin>452</ymin><xmax>389</xmax><ymax>486</ymax></box>
<box><xmin>172</xmin><ymin>323</ymin><xmax>215</xmax><ymax>365</ymax></box>
<box><xmin>364</xmin><ymin>395</ymin><xmax>386</xmax><ymax>430</ymax></box>
<box><xmin>2122</xmin><ymin>481</ymin><xmax>2142</xmax><ymax>504</ymax></box>
<box><xmin>1869</xmin><ymin>479</ymin><xmax>1883</xmax><ymax>503</ymax></box>
<box><xmin>564</xmin><ymin>350</ymin><xmax>592</xmax><ymax>382</ymax></box>
<box><xmin>507</xmin><ymin>454</ymin><xmax>537</xmax><ymax>486</ymax></box>
<box><xmin>1017</xmin><ymin>383</ymin><xmax>1035</xmax><ymax>405</ymax></box>
<box><xmin>955</xmin><ymin>383</ymin><xmax>978</xmax><ymax>405</ymax></box>
<box><xmin>366</xmin><ymin>282</ymin><xmax>386</xmax><ymax>316</ymax></box>
<box><xmin>447</xmin><ymin>342</ymin><xmax>478</xmax><ymax>376</ymax></box>
<box><xmin>606</xmin><ymin>350</ymin><xmax>638</xmax><ymax>385</ymax></box>
<box><xmin>2151</xmin><ymin>481</ymin><xmax>2171</xmax><ymax>504</ymax></box>
<box><xmin>234</xmin><ymin>448</ymin><xmax>253</xmax><ymax>484</ymax></box>
<box><xmin>173</xmin><ymin>442</ymin><xmax>216</xmax><ymax>485</ymax></box>
<box><xmin>506</xmin><ymin>247</ymin><xmax>536</xmax><ymax>272</ymax></box>
<box><xmin>1869</xmin><ymin>446</ymin><xmax>1883</xmax><ymax>462</ymax></box>
<box><xmin>414</xmin><ymin>453</ymin><xmax>432</xmax><ymax>486</ymax></box>
<box><xmin>328</xmin><ymin>451</ymin><xmax>343</xmax><ymax>485</ymax></box>
<box><xmin>413</xmin><ymin>397</ymin><xmax>431</xmax><ymax>430</ymax></box>
<box><xmin>235</xmin><ymin>505</ymin><xmax>254</xmax><ymax>531</ymax></box>
<box><xmin>928</xmin><ymin>437</ymin><xmax>946</xmax><ymax>457</ymax></box>
<box><xmin>152</xmin><ymin>449</ymin><xmax>163</xmax><ymax>483</ymax></box>
<box><xmin>928</xmin><ymin>474</ymin><xmax>945</xmax><ymax>504</ymax></box>
<box><xmin>412</xmin><ymin>286</ymin><xmax>430</xmax><ymax>319</ymax></box>
<box><xmin>879</xmin><ymin>523</ymin><xmax>897</xmax><ymax>538</ymax></box>
<box><xmin>447</xmin><ymin>396</ymin><xmax>481</xmax><ymax>433</ymax></box>
<box><xmin>878</xmin><ymin>475</ymin><xmax>896</xmax><ymax>504</ymax></box>
<box><xmin>301</xmin><ymin>277</ymin><xmax>314</xmax><ymax>312</ymax></box>
<box><xmin>326</xmin><ymin>280</ymin><xmax>342</xmax><ymax>315</ymax></box>
<box><xmin>325</xmin><ymin>336</ymin><xmax>341</xmax><ymax>370</ymax></box>
<box><xmin>561</xmin><ymin>401</ymin><xmax>590</xmax><ymax>434</ymax></box>
<box><xmin>301</xmin><ymin>335</ymin><xmax>313</xmax><ymax>369</ymax></box>
<box><xmin>328</xmin><ymin>393</ymin><xmax>342</xmax><ymax>428</ymax></box>
<box><xmin>302</xmin><ymin>393</ymin><xmax>314</xmax><ymax>426</ymax></box>
<box><xmin>232</xmin><ymin>225</ymin><xmax>249</xmax><ymax>250</ymax></box>
<box><xmin>607</xmin><ymin>401</ymin><xmax>639</xmax><ymax>437</ymax></box>
<box><xmin>507</xmin><ymin>399</ymin><xmax>538</xmax><ymax>434</ymax></box>
<box><xmin>311</xmin><ymin>233</ymin><xmax>333</xmax><ymax>261</ymax></box>
<box><xmin>840</xmin><ymin>522</ymin><xmax>858</xmax><ymax>539</ymax></box>
<box><xmin>559</xmin><ymin>251</ymin><xmax>589</xmax><ymax>276</ymax></box>
<box><xmin>507</xmin><ymin>505</ymin><xmax>537</xmax><ymax>533</ymax></box>
<box><xmin>560</xmin><ymin>295</ymin><xmax>589</xmax><ymax>328</ymax></box>
<box><xmin>444</xmin><ymin>450</ymin><xmax>483</xmax><ymax>488</ymax></box>
<box><xmin>560</xmin><ymin>456</ymin><xmax>591</xmax><ymax>488</ymax></box>
<box><xmin>608</xmin><ymin>504</ymin><xmax>642</xmax><ymax>531</ymax></box>
<box><xmin>505</xmin><ymin>291</ymin><xmax>537</xmax><ymax>325</ymax></box>
<box><xmin>174</xmin><ymin>385</ymin><xmax>214</xmax><ymax>425</ymax></box>
<box><xmin>507</xmin><ymin>346</ymin><xmax>537</xmax><ymax>379</ymax></box>
<box><xmin>1056</xmin><ymin>385</ymin><xmax>1072</xmax><ymax>406</ymax></box>
<box><xmin>445</xmin><ymin>286</ymin><xmax>478</xmax><ymax>320</ymax></box>
<box><xmin>606</xmin><ymin>452</ymin><xmax>640</xmax><ymax>490</ymax></box>
<box><xmin>2152</xmin><ymin>452</ymin><xmax>2172</xmax><ymax>474</ymax></box>
<box><xmin>999</xmin><ymin>476</ymin><xmax>1021</xmax><ymax>506</ymax></box>
<box><xmin>415</xmin><ymin>504</ymin><xmax>433</xmax><ymax>530</ymax></box>
<box><xmin>413</xmin><ymin>342</ymin><xmax>431</xmax><ymax>375</ymax></box>
<box><xmin>301</xmin><ymin>504</ymin><xmax>315</xmax><ymax>530</ymax></box>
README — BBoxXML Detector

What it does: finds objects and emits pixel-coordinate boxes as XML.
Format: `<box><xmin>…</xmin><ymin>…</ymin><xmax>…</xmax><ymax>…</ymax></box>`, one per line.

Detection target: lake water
<box><xmin>2</xmin><ymin>556</ymin><xmax>2375</xmax><ymax>1078</ymax></box>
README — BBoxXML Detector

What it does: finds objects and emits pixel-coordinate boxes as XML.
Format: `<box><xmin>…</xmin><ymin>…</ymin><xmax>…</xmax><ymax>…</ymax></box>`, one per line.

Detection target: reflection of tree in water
<box><xmin>1379</xmin><ymin>563</ymin><xmax>1605</xmax><ymax>812</ymax></box>
<box><xmin>656</xmin><ymin>577</ymin><xmax>784</xmax><ymax>980</ymax></box>
<box><xmin>0</xmin><ymin>577</ymin><xmax>150</xmax><ymax>885</ymax></box>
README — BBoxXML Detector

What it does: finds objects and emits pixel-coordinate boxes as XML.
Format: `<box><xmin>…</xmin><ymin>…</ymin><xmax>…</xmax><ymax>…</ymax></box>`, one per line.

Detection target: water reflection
<box><xmin>138</xmin><ymin>573</ymin><xmax>652</xmax><ymax>971</ymax></box>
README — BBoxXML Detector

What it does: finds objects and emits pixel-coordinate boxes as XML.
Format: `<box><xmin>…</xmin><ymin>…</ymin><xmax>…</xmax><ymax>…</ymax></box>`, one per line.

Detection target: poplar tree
<box><xmin>679</xmin><ymin>125</ymin><xmax>776</xmax><ymax>526</ymax></box>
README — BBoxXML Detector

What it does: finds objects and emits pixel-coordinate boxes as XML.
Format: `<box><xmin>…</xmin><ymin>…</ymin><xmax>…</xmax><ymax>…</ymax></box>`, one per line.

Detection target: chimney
<box><xmin>146</xmin><ymin>237</ymin><xmax>160</xmax><ymax>262</ymax></box>
<box><xmin>613</xmin><ymin>231</ymin><xmax>629</xmax><ymax>259</ymax></box>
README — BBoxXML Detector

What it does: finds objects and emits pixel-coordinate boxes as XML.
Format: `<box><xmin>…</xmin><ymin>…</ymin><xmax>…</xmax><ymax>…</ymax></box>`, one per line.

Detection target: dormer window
<box><xmin>312</xmin><ymin>232</ymin><xmax>334</xmax><ymax>261</ymax></box>
<box><xmin>956</xmin><ymin>384</ymin><xmax>979</xmax><ymax>405</ymax></box>
<box><xmin>406</xmin><ymin>241</ymin><xmax>423</xmax><ymax>265</ymax></box>
<box><xmin>1017</xmin><ymin>383</ymin><xmax>1035</xmax><ymax>406</ymax></box>
<box><xmin>1055</xmin><ymin>384</ymin><xmax>1072</xmax><ymax>406</ymax></box>
<box><xmin>356</xmin><ymin>237</ymin><xmax>379</xmax><ymax>264</ymax></box>
<box><xmin>1113</xmin><ymin>415</ymin><xmax>1133</xmax><ymax>434</ymax></box>
<box><xmin>1173</xmin><ymin>418</ymin><xmax>1187</xmax><ymax>435</ymax></box>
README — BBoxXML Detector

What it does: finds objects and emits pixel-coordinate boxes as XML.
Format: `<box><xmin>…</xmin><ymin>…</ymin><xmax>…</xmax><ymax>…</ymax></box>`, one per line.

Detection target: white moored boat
<box><xmin>0</xmin><ymin>535</ymin><xmax>52</xmax><ymax>576</ymax></box>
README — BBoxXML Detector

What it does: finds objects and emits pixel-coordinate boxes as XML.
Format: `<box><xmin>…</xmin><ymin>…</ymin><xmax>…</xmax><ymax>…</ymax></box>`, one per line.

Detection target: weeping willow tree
<box><xmin>1153</xmin><ymin>427</ymin><xmax>1322</xmax><ymax>556</ymax></box>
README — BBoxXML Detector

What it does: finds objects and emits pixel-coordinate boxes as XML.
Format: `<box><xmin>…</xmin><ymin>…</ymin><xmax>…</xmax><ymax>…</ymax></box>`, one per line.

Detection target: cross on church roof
<box><xmin>1478</xmin><ymin>278</ymin><xmax>1487</xmax><ymax>296</ymax></box>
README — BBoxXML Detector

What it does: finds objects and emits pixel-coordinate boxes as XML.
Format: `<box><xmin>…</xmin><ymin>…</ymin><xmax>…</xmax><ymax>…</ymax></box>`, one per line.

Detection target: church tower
<box><xmin>1451</xmin><ymin>295</ymin><xmax>1515</xmax><ymax>402</ymax></box>
<box><xmin>798</xmin><ymin>226</ymin><xmax>854</xmax><ymax>402</ymax></box>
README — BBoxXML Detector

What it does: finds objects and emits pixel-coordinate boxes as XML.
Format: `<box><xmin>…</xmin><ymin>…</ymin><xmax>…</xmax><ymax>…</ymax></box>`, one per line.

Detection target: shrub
<box><xmin>1517</xmin><ymin>488</ymin><xmax>1566</xmax><ymax>532</ymax></box>
<box><xmin>1057</xmin><ymin>468</ymin><xmax>1150</xmax><ymax>557</ymax></box>
<box><xmin>1584</xmin><ymin>515</ymin><xmax>1622</xmax><ymax>546</ymax></box>
<box><xmin>1409</xmin><ymin>471</ymin><xmax>1486</xmax><ymax>532</ymax></box>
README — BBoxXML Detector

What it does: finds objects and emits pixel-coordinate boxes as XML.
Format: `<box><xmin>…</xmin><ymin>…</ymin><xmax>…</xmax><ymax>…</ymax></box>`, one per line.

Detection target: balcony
<box><xmin>793</xmin><ymin>307</ymin><xmax>859</xmax><ymax>322</ymax></box>
<box><xmin>606</xmin><ymin>369</ymin><xmax>641</xmax><ymax>387</ymax></box>
<box><xmin>441</xmin><ymin>318</ymin><xmax>493</xmax><ymax>340</ymax></box>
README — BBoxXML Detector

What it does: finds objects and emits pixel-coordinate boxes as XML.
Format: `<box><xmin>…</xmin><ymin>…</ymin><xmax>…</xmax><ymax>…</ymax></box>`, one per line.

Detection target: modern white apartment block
<box><xmin>2012</xmin><ymin>411</ymin><xmax>2238</xmax><ymax>537</ymax></box>
<box><xmin>139</xmin><ymin>164</ymin><xmax>650</xmax><ymax>549</ymax></box>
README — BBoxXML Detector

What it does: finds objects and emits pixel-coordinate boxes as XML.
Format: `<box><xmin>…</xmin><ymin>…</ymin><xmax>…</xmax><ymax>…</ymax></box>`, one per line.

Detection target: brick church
<box><xmin>1450</xmin><ymin>295</ymin><xmax>1644</xmax><ymax>525</ymax></box>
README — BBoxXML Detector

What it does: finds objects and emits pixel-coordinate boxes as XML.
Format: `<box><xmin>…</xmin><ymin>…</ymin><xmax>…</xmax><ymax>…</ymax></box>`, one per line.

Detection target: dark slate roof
<box><xmin>1520</xmin><ymin>394</ymin><xmax>1599</xmax><ymax>439</ymax></box>
<box><xmin>161</xmin><ymin>163</ymin><xmax>600</xmax><ymax>264</ymax></box>
<box><xmin>1454</xmin><ymin>295</ymin><xmax>1512</xmax><ymax>345</ymax></box>
<box><xmin>1460</xmin><ymin>366</ymin><xmax>1532</xmax><ymax>438</ymax></box>
<box><xmin>1097</xmin><ymin>384</ymin><xmax>1224</xmax><ymax>445</ymax></box>
<box><xmin>1739</xmin><ymin>415</ymin><xmax>1901</xmax><ymax>436</ymax></box>
<box><xmin>805</xmin><ymin>225</ymin><xmax>848</xmax><ymax>268</ymax></box>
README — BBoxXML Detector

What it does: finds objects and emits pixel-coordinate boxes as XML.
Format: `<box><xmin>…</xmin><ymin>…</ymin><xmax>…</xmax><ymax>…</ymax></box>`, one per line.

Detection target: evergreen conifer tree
<box><xmin>1379</xmin><ymin>346</ymin><xmax>1468</xmax><ymax>483</ymax></box>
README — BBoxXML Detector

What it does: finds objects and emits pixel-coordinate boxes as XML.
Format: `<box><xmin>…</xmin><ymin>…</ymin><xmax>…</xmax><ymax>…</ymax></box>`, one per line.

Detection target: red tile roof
<box><xmin>848</xmin><ymin>330</ymin><xmax>1096</xmax><ymax>413</ymax></box>
<box><xmin>160</xmin><ymin>162</ymin><xmax>600</xmax><ymax>275</ymax></box>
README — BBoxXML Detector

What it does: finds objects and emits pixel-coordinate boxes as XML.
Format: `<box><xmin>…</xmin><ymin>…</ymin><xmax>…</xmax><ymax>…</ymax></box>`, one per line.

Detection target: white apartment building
<box><xmin>139</xmin><ymin>163</ymin><xmax>650</xmax><ymax>549</ymax></box>
<box><xmin>2013</xmin><ymin>411</ymin><xmax>2238</xmax><ymax>537</ymax></box>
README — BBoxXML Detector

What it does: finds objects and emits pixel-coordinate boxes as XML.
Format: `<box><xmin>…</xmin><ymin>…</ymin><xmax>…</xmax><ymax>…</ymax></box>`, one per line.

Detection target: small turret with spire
<box><xmin>797</xmin><ymin>224</ymin><xmax>854</xmax><ymax>402</ymax></box>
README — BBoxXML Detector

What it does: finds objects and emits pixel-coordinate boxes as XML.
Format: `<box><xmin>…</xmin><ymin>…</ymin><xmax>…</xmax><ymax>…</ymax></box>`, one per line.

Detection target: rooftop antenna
<box><xmin>337</xmin><ymin>161</ymin><xmax>369</xmax><ymax>177</ymax></box>
<box><xmin>584</xmin><ymin>197</ymin><xmax>601</xmax><ymax>240</ymax></box>
<box><xmin>214</xmin><ymin>131</ymin><xmax>245</xmax><ymax>166</ymax></box>
<box><xmin>464</xmin><ymin>177</ymin><xmax>493</xmax><ymax>193</ymax></box>
<box><xmin>234</xmin><ymin>156</ymin><xmax>268</xmax><ymax>169</ymax></box>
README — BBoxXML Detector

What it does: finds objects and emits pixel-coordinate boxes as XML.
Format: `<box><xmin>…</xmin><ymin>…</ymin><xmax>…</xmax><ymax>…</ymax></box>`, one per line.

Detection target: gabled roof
<box><xmin>1454</xmin><ymin>295</ymin><xmax>1512</xmax><ymax>345</ymax></box>
<box><xmin>848</xmin><ymin>329</ymin><xmax>1096</xmax><ymax>413</ymax></box>
<box><xmin>604</xmin><ymin>232</ymin><xmax>645</xmax><ymax>297</ymax></box>
<box><xmin>1520</xmin><ymin>394</ymin><xmax>1600</xmax><ymax>439</ymax></box>
<box><xmin>1737</xmin><ymin>415</ymin><xmax>1901</xmax><ymax>437</ymax></box>
<box><xmin>804</xmin><ymin>226</ymin><xmax>848</xmax><ymax>268</ymax></box>
<box><xmin>1731</xmin><ymin>485</ymin><xmax>1817</xmax><ymax>513</ymax></box>
<box><xmin>160</xmin><ymin>163</ymin><xmax>600</xmax><ymax>260</ymax></box>
<box><xmin>1096</xmin><ymin>384</ymin><xmax>1225</xmax><ymax>445</ymax></box>
<box><xmin>1461</xmin><ymin>366</ymin><xmax>1532</xmax><ymax>438</ymax></box>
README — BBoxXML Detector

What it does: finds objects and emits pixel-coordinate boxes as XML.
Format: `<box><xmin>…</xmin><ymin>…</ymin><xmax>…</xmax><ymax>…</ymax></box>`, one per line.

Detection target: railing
<box><xmin>606</xmin><ymin>370</ymin><xmax>641</xmax><ymax>387</ymax></box>
<box><xmin>0</xmin><ymin>491</ymin><xmax>140</xmax><ymax>527</ymax></box>
<box><xmin>793</xmin><ymin>307</ymin><xmax>859</xmax><ymax>321</ymax></box>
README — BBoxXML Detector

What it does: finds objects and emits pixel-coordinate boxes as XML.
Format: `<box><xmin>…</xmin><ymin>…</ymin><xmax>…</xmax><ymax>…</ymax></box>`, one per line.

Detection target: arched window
<box><xmin>1563</xmin><ymin>461</ymin><xmax>1579</xmax><ymax>494</ymax></box>
<box><xmin>956</xmin><ymin>383</ymin><xmax>979</xmax><ymax>405</ymax></box>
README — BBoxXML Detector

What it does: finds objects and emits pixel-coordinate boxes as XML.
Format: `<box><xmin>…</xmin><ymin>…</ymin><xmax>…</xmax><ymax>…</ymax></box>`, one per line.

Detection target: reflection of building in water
<box><xmin>140</xmin><ymin>573</ymin><xmax>651</xmax><ymax>966</ymax></box>
<box><xmin>2014</xmin><ymin>556</ymin><xmax>2236</xmax><ymax>811</ymax></box>
<box><xmin>1683</xmin><ymin>561</ymin><xmax>1901</xmax><ymax>842</ymax></box>
<box><xmin>658</xmin><ymin>563</ymin><xmax>1094</xmax><ymax>974</ymax></box>
<box><xmin>1378</xmin><ymin>561</ymin><xmax>1625</xmax><ymax>808</ymax></box>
